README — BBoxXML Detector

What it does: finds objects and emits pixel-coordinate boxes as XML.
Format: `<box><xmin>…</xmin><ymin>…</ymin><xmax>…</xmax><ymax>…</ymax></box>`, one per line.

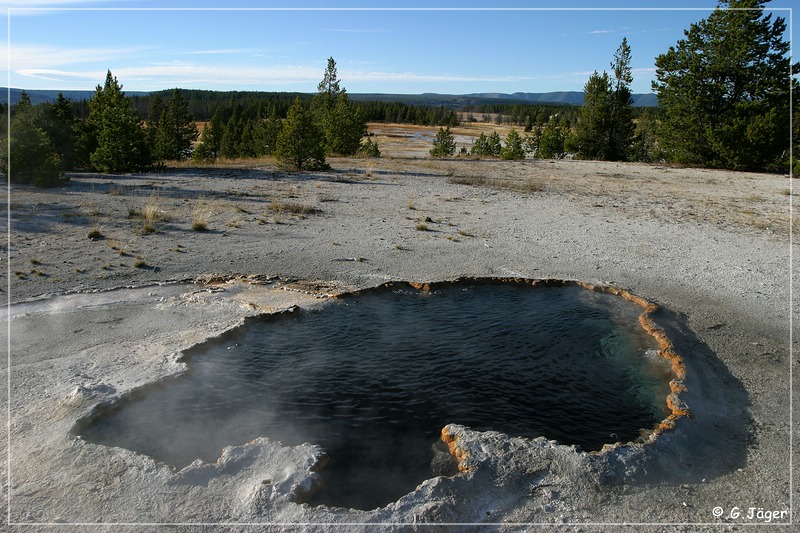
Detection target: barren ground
<box><xmin>2</xmin><ymin>123</ymin><xmax>797</xmax><ymax>531</ymax></box>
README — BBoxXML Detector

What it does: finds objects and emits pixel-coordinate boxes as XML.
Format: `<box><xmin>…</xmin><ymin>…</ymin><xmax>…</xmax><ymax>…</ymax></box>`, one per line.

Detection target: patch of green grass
<box><xmin>133</xmin><ymin>258</ymin><xmax>149</xmax><ymax>269</ymax></box>
<box><xmin>415</xmin><ymin>222</ymin><xmax>429</xmax><ymax>231</ymax></box>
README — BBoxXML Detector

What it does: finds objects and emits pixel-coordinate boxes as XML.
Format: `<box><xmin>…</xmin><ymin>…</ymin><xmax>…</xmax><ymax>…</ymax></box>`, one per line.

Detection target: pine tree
<box><xmin>1</xmin><ymin>92</ymin><xmax>65</xmax><ymax>187</ymax></box>
<box><xmin>275</xmin><ymin>97</ymin><xmax>327</xmax><ymax>171</ymax></box>
<box><xmin>154</xmin><ymin>89</ymin><xmax>198</xmax><ymax>161</ymax></box>
<box><xmin>653</xmin><ymin>0</ymin><xmax>795</xmax><ymax>171</ymax></box>
<box><xmin>311</xmin><ymin>56</ymin><xmax>341</xmax><ymax>135</ymax></box>
<box><xmin>219</xmin><ymin>111</ymin><xmax>241</xmax><ymax>159</ymax></box>
<box><xmin>573</xmin><ymin>38</ymin><xmax>636</xmax><ymax>161</ymax></box>
<box><xmin>358</xmin><ymin>137</ymin><xmax>381</xmax><ymax>157</ymax></box>
<box><xmin>253</xmin><ymin>105</ymin><xmax>282</xmax><ymax>156</ymax></box>
<box><xmin>470</xmin><ymin>132</ymin><xmax>490</xmax><ymax>158</ymax></box>
<box><xmin>536</xmin><ymin>119</ymin><xmax>567</xmax><ymax>159</ymax></box>
<box><xmin>311</xmin><ymin>57</ymin><xmax>367</xmax><ymax>156</ymax></box>
<box><xmin>317</xmin><ymin>57</ymin><xmax>342</xmax><ymax>99</ymax></box>
<box><xmin>609</xmin><ymin>37</ymin><xmax>635</xmax><ymax>161</ymax></box>
<box><xmin>326</xmin><ymin>92</ymin><xmax>366</xmax><ymax>155</ymax></box>
<box><xmin>429</xmin><ymin>126</ymin><xmax>456</xmax><ymax>157</ymax></box>
<box><xmin>195</xmin><ymin>109</ymin><xmax>223</xmax><ymax>160</ymax></box>
<box><xmin>630</xmin><ymin>108</ymin><xmax>662</xmax><ymax>163</ymax></box>
<box><xmin>41</xmin><ymin>92</ymin><xmax>78</xmax><ymax>170</ymax></box>
<box><xmin>147</xmin><ymin>93</ymin><xmax>166</xmax><ymax>157</ymax></box>
<box><xmin>238</xmin><ymin>119</ymin><xmax>256</xmax><ymax>158</ymax></box>
<box><xmin>487</xmin><ymin>131</ymin><xmax>502</xmax><ymax>157</ymax></box>
<box><xmin>573</xmin><ymin>71</ymin><xmax>614</xmax><ymax>160</ymax></box>
<box><xmin>88</xmin><ymin>70</ymin><xmax>152</xmax><ymax>173</ymax></box>
<box><xmin>500</xmin><ymin>128</ymin><xmax>525</xmax><ymax>160</ymax></box>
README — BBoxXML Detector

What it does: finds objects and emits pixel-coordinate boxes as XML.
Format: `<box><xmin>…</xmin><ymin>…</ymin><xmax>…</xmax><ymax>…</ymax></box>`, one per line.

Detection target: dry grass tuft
<box><xmin>448</xmin><ymin>175</ymin><xmax>543</xmax><ymax>194</ymax></box>
<box><xmin>268</xmin><ymin>198</ymin><xmax>322</xmax><ymax>220</ymax></box>
<box><xmin>87</xmin><ymin>225</ymin><xmax>104</xmax><ymax>240</ymax></box>
<box><xmin>191</xmin><ymin>201</ymin><xmax>213</xmax><ymax>231</ymax></box>
<box><xmin>129</xmin><ymin>196</ymin><xmax>170</xmax><ymax>234</ymax></box>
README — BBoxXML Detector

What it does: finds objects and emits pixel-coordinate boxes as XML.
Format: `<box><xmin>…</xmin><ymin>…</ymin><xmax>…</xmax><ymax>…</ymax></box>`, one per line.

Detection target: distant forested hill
<box><xmin>3</xmin><ymin>88</ymin><xmax>659</xmax><ymax>109</ymax></box>
<box><xmin>464</xmin><ymin>91</ymin><xmax>658</xmax><ymax>107</ymax></box>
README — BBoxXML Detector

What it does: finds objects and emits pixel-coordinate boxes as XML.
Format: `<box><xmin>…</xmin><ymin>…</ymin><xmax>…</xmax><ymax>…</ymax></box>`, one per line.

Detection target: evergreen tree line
<box><xmin>357</xmin><ymin>101</ymin><xmax>460</xmax><ymax>127</ymax></box>
<box><xmin>571</xmin><ymin>0</ymin><xmax>796</xmax><ymax>171</ymax></box>
<box><xmin>193</xmin><ymin>57</ymin><xmax>373</xmax><ymax>168</ymax></box>
<box><xmin>20</xmin><ymin>89</ymin><xmax>463</xmax><ymax>130</ymax></box>
<box><xmin>0</xmin><ymin>58</ymin><xmax>375</xmax><ymax>183</ymax></box>
<box><xmin>0</xmin><ymin>72</ymin><xmax>201</xmax><ymax>186</ymax></box>
<box><xmin>444</xmin><ymin>1</ymin><xmax>796</xmax><ymax>172</ymax></box>
<box><xmin>430</xmin><ymin>122</ymin><xmax>567</xmax><ymax>161</ymax></box>
<box><xmin>130</xmin><ymin>90</ymin><xmax>308</xmax><ymax>123</ymax></box>
<box><xmin>2</xmin><ymin>0</ymin><xmax>796</xmax><ymax>184</ymax></box>
<box><xmin>461</xmin><ymin>103</ymin><xmax>582</xmax><ymax>129</ymax></box>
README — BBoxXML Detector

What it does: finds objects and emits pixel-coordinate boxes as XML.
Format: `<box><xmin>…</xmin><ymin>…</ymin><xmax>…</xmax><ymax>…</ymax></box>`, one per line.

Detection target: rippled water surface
<box><xmin>78</xmin><ymin>281</ymin><xmax>672</xmax><ymax>510</ymax></box>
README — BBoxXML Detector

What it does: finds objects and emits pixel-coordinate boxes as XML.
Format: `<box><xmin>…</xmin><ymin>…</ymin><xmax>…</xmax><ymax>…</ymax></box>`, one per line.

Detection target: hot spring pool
<box><xmin>75</xmin><ymin>280</ymin><xmax>675</xmax><ymax>511</ymax></box>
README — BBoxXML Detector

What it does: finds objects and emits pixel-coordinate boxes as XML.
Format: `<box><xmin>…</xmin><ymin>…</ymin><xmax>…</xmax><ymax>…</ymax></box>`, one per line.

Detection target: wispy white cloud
<box><xmin>10</xmin><ymin>61</ymin><xmax>552</xmax><ymax>90</ymax></box>
<box><xmin>1</xmin><ymin>43</ymin><xmax>153</xmax><ymax>70</ymax></box>
<box><xmin>4</xmin><ymin>0</ymin><xmax>106</xmax><ymax>6</ymax></box>
<box><xmin>589</xmin><ymin>29</ymin><xmax>616</xmax><ymax>35</ymax></box>
<box><xmin>4</xmin><ymin>0</ymin><xmax>107</xmax><ymax>4</ymax></box>
<box><xmin>187</xmin><ymin>49</ymin><xmax>260</xmax><ymax>56</ymax></box>
<box><xmin>4</xmin><ymin>0</ymin><xmax>118</xmax><ymax>16</ymax></box>
<box><xmin>4</xmin><ymin>40</ymin><xmax>647</xmax><ymax>91</ymax></box>
<box><xmin>13</xmin><ymin>64</ymin><xmax>323</xmax><ymax>89</ymax></box>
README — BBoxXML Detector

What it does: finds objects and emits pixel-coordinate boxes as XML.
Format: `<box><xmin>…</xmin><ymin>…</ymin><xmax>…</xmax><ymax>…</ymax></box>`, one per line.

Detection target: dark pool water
<box><xmin>77</xmin><ymin>281</ymin><xmax>672</xmax><ymax>510</ymax></box>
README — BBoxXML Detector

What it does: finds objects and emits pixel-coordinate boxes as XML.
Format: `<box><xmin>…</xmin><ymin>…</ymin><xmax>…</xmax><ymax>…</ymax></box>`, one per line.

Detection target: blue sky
<box><xmin>1</xmin><ymin>0</ymin><xmax>795</xmax><ymax>95</ymax></box>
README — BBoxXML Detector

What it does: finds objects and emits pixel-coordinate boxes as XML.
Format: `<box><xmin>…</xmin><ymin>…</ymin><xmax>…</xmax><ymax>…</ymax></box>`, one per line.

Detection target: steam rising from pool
<box><xmin>77</xmin><ymin>280</ymin><xmax>673</xmax><ymax>510</ymax></box>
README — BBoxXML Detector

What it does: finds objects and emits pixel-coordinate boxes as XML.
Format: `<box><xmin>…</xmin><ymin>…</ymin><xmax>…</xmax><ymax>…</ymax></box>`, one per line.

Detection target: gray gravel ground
<box><xmin>2</xmin><ymin>156</ymin><xmax>796</xmax><ymax>531</ymax></box>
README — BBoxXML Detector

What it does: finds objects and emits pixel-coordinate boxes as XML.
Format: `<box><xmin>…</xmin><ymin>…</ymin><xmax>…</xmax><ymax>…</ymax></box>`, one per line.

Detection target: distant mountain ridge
<box><xmin>465</xmin><ymin>91</ymin><xmax>658</xmax><ymax>107</ymax></box>
<box><xmin>2</xmin><ymin>88</ymin><xmax>659</xmax><ymax>107</ymax></box>
<box><xmin>3</xmin><ymin>88</ymin><xmax>147</xmax><ymax>106</ymax></box>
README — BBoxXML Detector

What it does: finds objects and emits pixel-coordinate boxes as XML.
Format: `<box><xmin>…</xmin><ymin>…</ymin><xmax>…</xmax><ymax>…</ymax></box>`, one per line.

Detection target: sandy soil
<box><xmin>2</xmin><ymin>138</ymin><xmax>797</xmax><ymax>531</ymax></box>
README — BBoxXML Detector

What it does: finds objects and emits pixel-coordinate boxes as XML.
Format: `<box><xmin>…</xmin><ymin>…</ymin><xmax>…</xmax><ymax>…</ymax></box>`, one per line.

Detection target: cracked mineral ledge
<box><xmin>4</xmin><ymin>272</ymin><xmax>785</xmax><ymax>530</ymax></box>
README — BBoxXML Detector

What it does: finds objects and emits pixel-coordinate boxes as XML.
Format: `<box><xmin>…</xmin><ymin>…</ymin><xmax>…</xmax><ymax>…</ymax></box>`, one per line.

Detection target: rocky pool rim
<box><xmin>66</xmin><ymin>275</ymin><xmax>692</xmax><ymax>475</ymax></box>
